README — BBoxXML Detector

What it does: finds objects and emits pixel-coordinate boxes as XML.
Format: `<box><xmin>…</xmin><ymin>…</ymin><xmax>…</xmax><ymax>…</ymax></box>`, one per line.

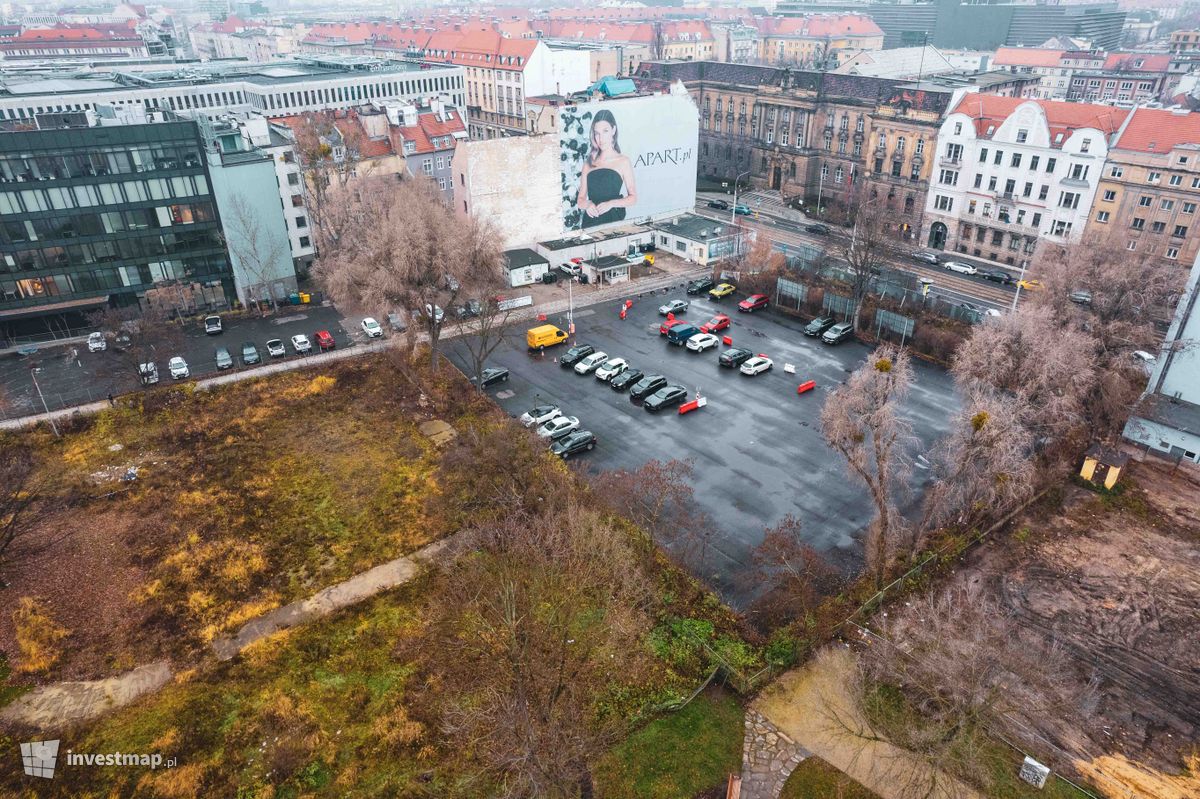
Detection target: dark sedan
<box><xmin>718</xmin><ymin>347</ymin><xmax>754</xmax><ymax>368</ymax></box>
<box><xmin>805</xmin><ymin>223</ymin><xmax>831</xmax><ymax>235</ymax></box>
<box><xmin>686</xmin><ymin>277</ymin><xmax>716</xmax><ymax>295</ymax></box>
<box><xmin>473</xmin><ymin>367</ymin><xmax>510</xmax><ymax>387</ymax></box>
<box><xmin>644</xmin><ymin>385</ymin><xmax>688</xmax><ymax>413</ymax></box>
<box><xmin>706</xmin><ymin>199</ymin><xmax>730</xmax><ymax>210</ymax></box>
<box><xmin>559</xmin><ymin>344</ymin><xmax>595</xmax><ymax>368</ymax></box>
<box><xmin>804</xmin><ymin>316</ymin><xmax>837</xmax><ymax>337</ymax></box>
<box><xmin>610</xmin><ymin>368</ymin><xmax>644</xmax><ymax>392</ymax></box>
<box><xmin>550</xmin><ymin>430</ymin><xmax>596</xmax><ymax>459</ymax></box>
<box><xmin>980</xmin><ymin>268</ymin><xmax>1014</xmax><ymax>285</ymax></box>
<box><xmin>629</xmin><ymin>374</ymin><xmax>668</xmax><ymax>401</ymax></box>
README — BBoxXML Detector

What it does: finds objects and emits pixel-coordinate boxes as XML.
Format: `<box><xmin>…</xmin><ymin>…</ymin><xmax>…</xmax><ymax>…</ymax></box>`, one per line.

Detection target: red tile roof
<box><xmin>422</xmin><ymin>28</ymin><xmax>539</xmax><ymax>69</ymax></box>
<box><xmin>6</xmin><ymin>25</ymin><xmax>142</xmax><ymax>43</ymax></box>
<box><xmin>1101</xmin><ymin>52</ymin><xmax>1171</xmax><ymax>72</ymax></box>
<box><xmin>1112</xmin><ymin>107</ymin><xmax>1200</xmax><ymax>154</ymax></box>
<box><xmin>951</xmin><ymin>94</ymin><xmax>1130</xmax><ymax>147</ymax></box>
<box><xmin>992</xmin><ymin>47</ymin><xmax>1065</xmax><ymax>69</ymax></box>
<box><xmin>394</xmin><ymin>108</ymin><xmax>466</xmax><ymax>155</ymax></box>
<box><xmin>756</xmin><ymin>14</ymin><xmax>883</xmax><ymax>38</ymax></box>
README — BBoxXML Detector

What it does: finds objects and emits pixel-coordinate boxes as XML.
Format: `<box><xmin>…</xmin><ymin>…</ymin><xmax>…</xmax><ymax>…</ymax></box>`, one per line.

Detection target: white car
<box><xmin>361</xmin><ymin>317</ymin><xmax>383</xmax><ymax>338</ymax></box>
<box><xmin>686</xmin><ymin>332</ymin><xmax>721</xmax><ymax>352</ymax></box>
<box><xmin>424</xmin><ymin>304</ymin><xmax>445</xmax><ymax>324</ymax></box>
<box><xmin>740</xmin><ymin>355</ymin><xmax>774</xmax><ymax>376</ymax></box>
<box><xmin>536</xmin><ymin>415</ymin><xmax>580</xmax><ymax>439</ymax></box>
<box><xmin>168</xmin><ymin>356</ymin><xmax>190</xmax><ymax>379</ymax></box>
<box><xmin>983</xmin><ymin>308</ymin><xmax>1002</xmax><ymax>319</ymax></box>
<box><xmin>943</xmin><ymin>261</ymin><xmax>978</xmax><ymax>276</ymax></box>
<box><xmin>574</xmin><ymin>351</ymin><xmax>609</xmax><ymax>375</ymax></box>
<box><xmin>519</xmin><ymin>404</ymin><xmax>561</xmax><ymax>428</ymax></box>
<box><xmin>658</xmin><ymin>299</ymin><xmax>689</xmax><ymax>316</ymax></box>
<box><xmin>594</xmin><ymin>357</ymin><xmax>629</xmax><ymax>381</ymax></box>
<box><xmin>86</xmin><ymin>332</ymin><xmax>107</xmax><ymax>352</ymax></box>
<box><xmin>266</xmin><ymin>339</ymin><xmax>286</xmax><ymax>357</ymax></box>
<box><xmin>291</xmin><ymin>333</ymin><xmax>312</xmax><ymax>353</ymax></box>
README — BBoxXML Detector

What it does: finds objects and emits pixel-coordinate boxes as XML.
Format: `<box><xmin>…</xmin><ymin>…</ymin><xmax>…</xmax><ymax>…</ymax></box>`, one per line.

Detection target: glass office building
<box><xmin>0</xmin><ymin>113</ymin><xmax>235</xmax><ymax>326</ymax></box>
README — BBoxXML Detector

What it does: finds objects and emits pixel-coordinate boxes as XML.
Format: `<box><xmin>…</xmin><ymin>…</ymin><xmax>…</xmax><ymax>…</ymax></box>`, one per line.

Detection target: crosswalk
<box><xmin>739</xmin><ymin>190</ymin><xmax>808</xmax><ymax>224</ymax></box>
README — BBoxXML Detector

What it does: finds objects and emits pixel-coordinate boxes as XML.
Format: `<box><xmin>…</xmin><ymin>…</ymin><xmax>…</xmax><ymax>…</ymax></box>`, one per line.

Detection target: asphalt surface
<box><xmin>0</xmin><ymin>305</ymin><xmax>360</xmax><ymax>418</ymax></box>
<box><xmin>445</xmin><ymin>286</ymin><xmax>959</xmax><ymax>608</ymax></box>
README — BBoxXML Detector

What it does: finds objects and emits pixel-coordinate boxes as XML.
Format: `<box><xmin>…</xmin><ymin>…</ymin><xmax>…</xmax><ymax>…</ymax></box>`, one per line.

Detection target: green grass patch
<box><xmin>780</xmin><ymin>756</ymin><xmax>881</xmax><ymax>799</ymax></box>
<box><xmin>595</xmin><ymin>688</ymin><xmax>744</xmax><ymax>799</ymax></box>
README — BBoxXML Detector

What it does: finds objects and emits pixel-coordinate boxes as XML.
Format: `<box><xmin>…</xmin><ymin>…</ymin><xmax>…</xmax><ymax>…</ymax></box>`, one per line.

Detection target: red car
<box><xmin>738</xmin><ymin>294</ymin><xmax>769</xmax><ymax>313</ymax></box>
<box><xmin>314</xmin><ymin>330</ymin><xmax>336</xmax><ymax>351</ymax></box>
<box><xmin>700</xmin><ymin>314</ymin><xmax>731</xmax><ymax>334</ymax></box>
<box><xmin>659</xmin><ymin>318</ymin><xmax>688</xmax><ymax>335</ymax></box>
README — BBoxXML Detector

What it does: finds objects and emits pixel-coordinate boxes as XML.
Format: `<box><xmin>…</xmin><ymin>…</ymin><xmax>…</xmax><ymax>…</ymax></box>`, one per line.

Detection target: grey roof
<box><xmin>504</xmin><ymin>247</ymin><xmax>548</xmax><ymax>271</ymax></box>
<box><xmin>652</xmin><ymin>212</ymin><xmax>736</xmax><ymax>241</ymax></box>
<box><xmin>540</xmin><ymin>226</ymin><xmax>641</xmax><ymax>251</ymax></box>
<box><xmin>1137</xmin><ymin>395</ymin><xmax>1200</xmax><ymax>436</ymax></box>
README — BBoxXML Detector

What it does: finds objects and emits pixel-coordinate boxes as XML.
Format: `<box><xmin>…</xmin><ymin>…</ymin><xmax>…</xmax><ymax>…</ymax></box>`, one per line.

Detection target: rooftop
<box><xmin>1112</xmin><ymin>107</ymin><xmax>1200</xmax><ymax>154</ymax></box>
<box><xmin>992</xmin><ymin>47</ymin><xmax>1065</xmax><ymax>69</ymax></box>
<box><xmin>951</xmin><ymin>94</ymin><xmax>1130</xmax><ymax>144</ymax></box>
<box><xmin>652</xmin><ymin>212</ymin><xmax>737</xmax><ymax>241</ymax></box>
<box><xmin>504</xmin><ymin>248</ymin><xmax>549</xmax><ymax>270</ymax></box>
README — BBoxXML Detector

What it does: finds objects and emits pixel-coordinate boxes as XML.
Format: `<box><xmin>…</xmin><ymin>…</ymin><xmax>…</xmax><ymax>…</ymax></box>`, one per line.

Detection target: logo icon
<box><xmin>20</xmin><ymin>739</ymin><xmax>60</xmax><ymax>778</ymax></box>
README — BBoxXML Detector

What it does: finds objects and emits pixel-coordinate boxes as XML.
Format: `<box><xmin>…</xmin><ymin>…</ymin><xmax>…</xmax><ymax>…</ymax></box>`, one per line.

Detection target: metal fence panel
<box><xmin>876</xmin><ymin>309</ymin><xmax>915</xmax><ymax>338</ymax></box>
<box><xmin>822</xmin><ymin>293</ymin><xmax>855</xmax><ymax>318</ymax></box>
<box><xmin>775</xmin><ymin>277</ymin><xmax>809</xmax><ymax>311</ymax></box>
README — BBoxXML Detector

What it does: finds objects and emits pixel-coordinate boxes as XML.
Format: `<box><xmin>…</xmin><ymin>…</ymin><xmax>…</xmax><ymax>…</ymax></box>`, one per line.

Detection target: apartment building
<box><xmin>710</xmin><ymin>21</ymin><xmax>759</xmax><ymax>64</ymax></box>
<box><xmin>992</xmin><ymin>47</ymin><xmax>1071</xmax><ymax>99</ymax></box>
<box><xmin>755</xmin><ymin>15</ymin><xmax>884</xmax><ymax>67</ymax></box>
<box><xmin>189</xmin><ymin>15</ymin><xmax>306</xmax><ymax>62</ymax></box>
<box><xmin>0</xmin><ymin>23</ymin><xmax>150</xmax><ymax>60</ymax></box>
<box><xmin>1065</xmin><ymin>52</ymin><xmax>1170</xmax><ymax>104</ymax></box>
<box><xmin>1169</xmin><ymin>30</ymin><xmax>1200</xmax><ymax>55</ymax></box>
<box><xmin>922</xmin><ymin>95</ymin><xmax>1128</xmax><ymax>268</ymax></box>
<box><xmin>1087</xmin><ymin>108</ymin><xmax>1200</xmax><ymax>266</ymax></box>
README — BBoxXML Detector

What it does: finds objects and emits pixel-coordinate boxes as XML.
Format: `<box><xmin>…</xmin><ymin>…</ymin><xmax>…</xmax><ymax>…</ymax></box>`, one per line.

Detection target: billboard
<box><xmin>559</xmin><ymin>93</ymin><xmax>698</xmax><ymax>232</ymax></box>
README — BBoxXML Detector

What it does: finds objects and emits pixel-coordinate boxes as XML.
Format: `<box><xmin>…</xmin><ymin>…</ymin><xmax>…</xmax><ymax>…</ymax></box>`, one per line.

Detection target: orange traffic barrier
<box><xmin>722</xmin><ymin>335</ymin><xmax>732</xmax><ymax>346</ymax></box>
<box><xmin>797</xmin><ymin>380</ymin><xmax>816</xmax><ymax>394</ymax></box>
<box><xmin>537</xmin><ymin>313</ymin><xmax>547</xmax><ymax>322</ymax></box>
<box><xmin>679</xmin><ymin>396</ymin><xmax>708</xmax><ymax>415</ymax></box>
<box><xmin>620</xmin><ymin>308</ymin><xmax>627</xmax><ymax>320</ymax></box>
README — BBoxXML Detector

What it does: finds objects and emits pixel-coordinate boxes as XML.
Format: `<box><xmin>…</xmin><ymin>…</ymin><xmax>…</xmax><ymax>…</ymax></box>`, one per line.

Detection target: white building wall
<box><xmin>923</xmin><ymin>101</ymin><xmax>1108</xmax><ymax>267</ymax></box>
<box><xmin>524</xmin><ymin>44</ymin><xmax>591</xmax><ymax>99</ymax></box>
<box><xmin>454</xmin><ymin>135</ymin><xmax>563</xmax><ymax>249</ymax></box>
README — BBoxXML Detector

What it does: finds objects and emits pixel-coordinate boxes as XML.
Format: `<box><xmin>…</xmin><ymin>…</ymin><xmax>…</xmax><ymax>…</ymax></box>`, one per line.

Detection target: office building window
<box><xmin>1096</xmin><ymin>211</ymin><xmax>1109</xmax><ymax>223</ymax></box>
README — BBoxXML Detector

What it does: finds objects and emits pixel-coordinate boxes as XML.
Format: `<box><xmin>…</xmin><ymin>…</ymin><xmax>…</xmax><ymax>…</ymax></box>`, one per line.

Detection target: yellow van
<box><xmin>526</xmin><ymin>324</ymin><xmax>568</xmax><ymax>351</ymax></box>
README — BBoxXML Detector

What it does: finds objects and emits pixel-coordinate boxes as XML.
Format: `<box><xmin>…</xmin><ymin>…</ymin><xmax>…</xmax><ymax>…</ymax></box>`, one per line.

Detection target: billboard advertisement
<box><xmin>559</xmin><ymin>93</ymin><xmax>698</xmax><ymax>232</ymax></box>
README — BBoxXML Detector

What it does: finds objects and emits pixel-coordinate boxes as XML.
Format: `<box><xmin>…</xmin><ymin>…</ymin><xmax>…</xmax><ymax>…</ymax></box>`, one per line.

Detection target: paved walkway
<box><xmin>0</xmin><ymin>536</ymin><xmax>459</xmax><ymax>731</ymax></box>
<box><xmin>740</xmin><ymin>708</ymin><xmax>811</xmax><ymax>798</ymax></box>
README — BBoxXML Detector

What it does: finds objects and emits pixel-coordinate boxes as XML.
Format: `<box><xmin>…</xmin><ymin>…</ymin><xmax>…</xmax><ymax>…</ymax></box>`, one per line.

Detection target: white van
<box><xmin>139</xmin><ymin>362</ymin><xmax>159</xmax><ymax>385</ymax></box>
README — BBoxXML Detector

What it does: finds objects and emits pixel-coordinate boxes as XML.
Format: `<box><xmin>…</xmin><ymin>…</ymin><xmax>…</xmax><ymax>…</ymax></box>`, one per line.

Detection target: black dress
<box><xmin>582</xmin><ymin>167</ymin><xmax>627</xmax><ymax>228</ymax></box>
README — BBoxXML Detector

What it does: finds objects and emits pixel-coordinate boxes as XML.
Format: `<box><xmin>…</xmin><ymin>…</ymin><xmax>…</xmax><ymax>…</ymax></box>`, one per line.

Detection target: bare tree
<box><xmin>820</xmin><ymin>345</ymin><xmax>915</xmax><ymax>587</ymax></box>
<box><xmin>843</xmin><ymin>189</ymin><xmax>898</xmax><ymax>332</ymax></box>
<box><xmin>920</xmin><ymin>392</ymin><xmax>1035</xmax><ymax>537</ymax></box>
<box><xmin>651</xmin><ymin>21</ymin><xmax>666</xmax><ymax>60</ymax></box>
<box><xmin>87</xmin><ymin>305</ymin><xmax>184</xmax><ymax>388</ymax></box>
<box><xmin>222</xmin><ymin>194</ymin><xmax>292</xmax><ymax>315</ymax></box>
<box><xmin>0</xmin><ymin>446</ymin><xmax>41</xmax><ymax>588</ymax></box>
<box><xmin>458</xmin><ymin>297</ymin><xmax>516</xmax><ymax>392</ymax></box>
<box><xmin>426</xmin><ymin>505</ymin><xmax>653</xmax><ymax>798</ymax></box>
<box><xmin>311</xmin><ymin>177</ymin><xmax>503</xmax><ymax>369</ymax></box>
<box><xmin>749</xmin><ymin>515</ymin><xmax>843</xmax><ymax>631</ymax></box>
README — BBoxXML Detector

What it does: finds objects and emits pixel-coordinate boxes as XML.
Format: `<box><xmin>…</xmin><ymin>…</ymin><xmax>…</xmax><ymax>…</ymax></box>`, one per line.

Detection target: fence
<box><xmin>774</xmin><ymin>277</ymin><xmax>809</xmax><ymax>311</ymax></box>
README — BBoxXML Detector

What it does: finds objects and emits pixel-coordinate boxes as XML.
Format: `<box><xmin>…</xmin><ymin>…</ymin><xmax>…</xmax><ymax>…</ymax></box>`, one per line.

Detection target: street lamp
<box><xmin>30</xmin><ymin>367</ymin><xmax>58</xmax><ymax>438</ymax></box>
<box><xmin>730</xmin><ymin>169</ymin><xmax>751</xmax><ymax>227</ymax></box>
<box><xmin>1010</xmin><ymin>258</ymin><xmax>1029</xmax><ymax>312</ymax></box>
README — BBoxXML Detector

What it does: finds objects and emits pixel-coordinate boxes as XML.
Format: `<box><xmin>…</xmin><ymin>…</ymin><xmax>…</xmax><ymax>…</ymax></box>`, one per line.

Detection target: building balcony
<box><xmin>994</xmin><ymin>191</ymin><xmax>1016</xmax><ymax>202</ymax></box>
<box><xmin>938</xmin><ymin>156</ymin><xmax>961</xmax><ymax>168</ymax></box>
<box><xmin>1061</xmin><ymin>177</ymin><xmax>1090</xmax><ymax>188</ymax></box>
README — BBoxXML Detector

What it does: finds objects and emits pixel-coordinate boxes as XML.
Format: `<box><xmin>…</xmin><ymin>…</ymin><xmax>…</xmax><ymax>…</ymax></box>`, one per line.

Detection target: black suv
<box><xmin>550</xmin><ymin>430</ymin><xmax>596</xmax><ymax>459</ymax></box>
<box><xmin>706</xmin><ymin>199</ymin><xmax>730</xmax><ymax>210</ymax></box>
<box><xmin>804</xmin><ymin>316</ymin><xmax>837</xmax><ymax>337</ymax></box>
<box><xmin>473</xmin><ymin>367</ymin><xmax>510</xmax><ymax>387</ymax></box>
<box><xmin>644</xmin><ymin>385</ymin><xmax>688</xmax><ymax>413</ymax></box>
<box><xmin>560</xmin><ymin>344</ymin><xmax>595</xmax><ymax>368</ymax></box>
<box><xmin>718</xmin><ymin>347</ymin><xmax>754</xmax><ymax>368</ymax></box>
<box><xmin>686</xmin><ymin>277</ymin><xmax>716</xmax><ymax>295</ymax></box>
<box><xmin>805</xmin><ymin>223</ymin><xmax>831</xmax><ymax>235</ymax></box>
<box><xmin>629</xmin><ymin>374</ymin><xmax>668</xmax><ymax>400</ymax></box>
<box><xmin>980</xmin><ymin>269</ymin><xmax>1014</xmax><ymax>285</ymax></box>
<box><xmin>610</xmin><ymin>368</ymin><xmax>644</xmax><ymax>392</ymax></box>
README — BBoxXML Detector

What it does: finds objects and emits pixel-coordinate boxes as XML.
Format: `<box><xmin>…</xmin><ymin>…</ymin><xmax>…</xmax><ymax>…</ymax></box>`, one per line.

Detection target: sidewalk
<box><xmin>0</xmin><ymin>265</ymin><xmax>709</xmax><ymax>432</ymax></box>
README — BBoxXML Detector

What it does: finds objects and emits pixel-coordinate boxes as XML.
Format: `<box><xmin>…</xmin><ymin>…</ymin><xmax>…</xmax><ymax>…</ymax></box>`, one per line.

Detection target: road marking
<box><xmin>495</xmin><ymin>390</ymin><xmax>515</xmax><ymax>399</ymax></box>
<box><xmin>274</xmin><ymin>314</ymin><xmax>309</xmax><ymax>325</ymax></box>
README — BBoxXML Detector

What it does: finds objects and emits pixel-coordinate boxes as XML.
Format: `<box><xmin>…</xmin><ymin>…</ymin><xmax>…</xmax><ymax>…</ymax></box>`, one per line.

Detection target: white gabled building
<box><xmin>922</xmin><ymin>94</ymin><xmax>1129</xmax><ymax>269</ymax></box>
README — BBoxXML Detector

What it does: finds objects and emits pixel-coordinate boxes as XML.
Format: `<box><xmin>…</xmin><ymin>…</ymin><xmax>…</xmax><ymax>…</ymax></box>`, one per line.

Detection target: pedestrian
<box><xmin>107</xmin><ymin>392</ymin><xmax>115</xmax><ymax>407</ymax></box>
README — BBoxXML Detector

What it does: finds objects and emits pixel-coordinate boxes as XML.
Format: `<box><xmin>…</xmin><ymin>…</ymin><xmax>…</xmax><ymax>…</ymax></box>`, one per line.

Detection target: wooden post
<box><xmin>726</xmin><ymin>773</ymin><xmax>742</xmax><ymax>799</ymax></box>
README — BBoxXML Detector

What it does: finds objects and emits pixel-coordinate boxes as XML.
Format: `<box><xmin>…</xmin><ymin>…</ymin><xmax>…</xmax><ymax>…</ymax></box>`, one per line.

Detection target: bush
<box><xmin>12</xmin><ymin>597</ymin><xmax>69</xmax><ymax>674</ymax></box>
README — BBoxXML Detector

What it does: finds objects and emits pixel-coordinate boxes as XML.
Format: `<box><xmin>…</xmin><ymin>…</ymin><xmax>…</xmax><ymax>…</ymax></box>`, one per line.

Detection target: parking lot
<box><xmin>0</xmin><ymin>304</ymin><xmax>357</xmax><ymax>417</ymax></box>
<box><xmin>446</xmin><ymin>286</ymin><xmax>959</xmax><ymax>607</ymax></box>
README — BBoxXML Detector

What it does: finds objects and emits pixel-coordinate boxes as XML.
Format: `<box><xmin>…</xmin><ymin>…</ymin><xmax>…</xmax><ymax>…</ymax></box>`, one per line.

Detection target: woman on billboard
<box><xmin>576</xmin><ymin>109</ymin><xmax>638</xmax><ymax>229</ymax></box>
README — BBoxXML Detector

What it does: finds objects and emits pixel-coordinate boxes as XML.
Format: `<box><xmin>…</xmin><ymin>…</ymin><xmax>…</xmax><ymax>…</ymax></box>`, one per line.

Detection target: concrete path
<box><xmin>0</xmin><ymin>661</ymin><xmax>172</xmax><ymax>730</ymax></box>
<box><xmin>740</xmin><ymin>708</ymin><xmax>811</xmax><ymax>799</ymax></box>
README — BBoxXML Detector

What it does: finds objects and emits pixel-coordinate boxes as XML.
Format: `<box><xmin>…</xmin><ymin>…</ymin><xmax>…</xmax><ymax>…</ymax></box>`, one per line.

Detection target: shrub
<box><xmin>12</xmin><ymin>597</ymin><xmax>69</xmax><ymax>674</ymax></box>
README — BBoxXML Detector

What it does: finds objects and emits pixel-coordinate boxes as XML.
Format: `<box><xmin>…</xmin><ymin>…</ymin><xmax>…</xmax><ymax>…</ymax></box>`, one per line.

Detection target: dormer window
<box><xmin>986</xmin><ymin>124</ymin><xmax>995</xmax><ymax>135</ymax></box>
<box><xmin>1081</xmin><ymin>138</ymin><xmax>1091</xmax><ymax>153</ymax></box>
<box><xmin>1054</xmin><ymin>133</ymin><xmax>1064</xmax><ymax>144</ymax></box>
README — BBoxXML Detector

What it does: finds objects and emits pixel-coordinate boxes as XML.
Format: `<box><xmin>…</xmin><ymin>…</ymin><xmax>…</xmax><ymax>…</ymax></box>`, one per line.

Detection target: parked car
<box><xmin>361</xmin><ymin>317</ymin><xmax>384</xmax><ymax>338</ymax></box>
<box><xmin>87</xmin><ymin>332</ymin><xmax>107</xmax><ymax>352</ymax></box>
<box><xmin>455</xmin><ymin>300</ymin><xmax>482</xmax><ymax>319</ymax></box>
<box><xmin>594</xmin><ymin>357</ymin><xmax>629</xmax><ymax>381</ymax></box>
<box><xmin>686</xmin><ymin>332</ymin><xmax>721</xmax><ymax>352</ymax></box>
<box><xmin>660</xmin><ymin>318</ymin><xmax>689</xmax><ymax>336</ymax></box>
<box><xmin>168</xmin><ymin>356</ymin><xmax>190</xmax><ymax>379</ymax></box>
<box><xmin>804</xmin><ymin>316</ymin><xmax>837</xmax><ymax>337</ymax></box>
<box><xmin>644</xmin><ymin>385</ymin><xmax>689</xmax><ymax>412</ymax></box>
<box><xmin>738</xmin><ymin>294</ymin><xmax>769</xmax><ymax>313</ymax></box>
<box><xmin>700</xmin><ymin>314</ymin><xmax>731</xmax><ymax>334</ymax></box>
<box><xmin>709</xmin><ymin>283</ymin><xmax>737</xmax><ymax>300</ymax></box>
<box><xmin>242</xmin><ymin>342</ymin><xmax>260</xmax><ymax>365</ymax></box>
<box><xmin>943</xmin><ymin>261</ymin><xmax>978</xmax><ymax>276</ymax></box>
<box><xmin>805</xmin><ymin>223</ymin><xmax>831</xmax><ymax>236</ymax></box>
<box><xmin>629</xmin><ymin>374</ymin><xmax>668</xmax><ymax>401</ymax></box>
<box><xmin>113</xmin><ymin>331</ymin><xmax>132</xmax><ymax>351</ymax></box>
<box><xmin>203</xmin><ymin>315</ymin><xmax>222</xmax><ymax>335</ymax></box>
<box><xmin>706</xmin><ymin>198</ymin><xmax>730</xmax><ymax>210</ymax></box>
<box><xmin>214</xmin><ymin>347</ymin><xmax>233</xmax><ymax>370</ymax></box>
<box><xmin>733</xmin><ymin>204</ymin><xmax>752</xmax><ymax>215</ymax></box>
<box><xmin>659</xmin><ymin>298</ymin><xmax>689</xmax><ymax>316</ymax></box>
<box><xmin>609</xmin><ymin>368</ymin><xmax>644</xmax><ymax>392</ymax></box>
<box><xmin>550</xmin><ymin>430</ymin><xmax>596</xmax><ymax>459</ymax></box>
<box><xmin>314</xmin><ymin>330</ymin><xmax>336</xmax><ymax>351</ymax></box>
<box><xmin>520</xmin><ymin>404</ymin><xmax>561</xmax><ymax>428</ymax></box>
<box><xmin>386</xmin><ymin>311</ymin><xmax>408</xmax><ymax>332</ymax></box>
<box><xmin>686</xmin><ymin>277</ymin><xmax>716</xmax><ymax>295</ymax></box>
<box><xmin>574</xmin><ymin>351</ymin><xmax>609</xmax><ymax>375</ymax></box>
<box><xmin>266</xmin><ymin>339</ymin><xmax>286</xmax><ymax>358</ymax></box>
<box><xmin>559</xmin><ymin>261</ymin><xmax>582</xmax><ymax>278</ymax></box>
<box><xmin>822</xmin><ymin>322</ymin><xmax>854</xmax><ymax>344</ymax></box>
<box><xmin>473</xmin><ymin>367</ymin><xmax>510</xmax><ymax>387</ymax></box>
<box><xmin>560</xmin><ymin>343</ymin><xmax>595</xmax><ymax>367</ymax></box>
<box><xmin>291</xmin><ymin>334</ymin><xmax>312</xmax><ymax>354</ymax></box>
<box><xmin>718</xmin><ymin>347</ymin><xmax>754</xmax><ymax>368</ymax></box>
<box><xmin>980</xmin><ymin>268</ymin><xmax>1014</xmax><ymax>285</ymax></box>
<box><xmin>1069</xmin><ymin>290</ymin><xmax>1093</xmax><ymax>305</ymax></box>
<box><xmin>537</xmin><ymin>415</ymin><xmax>580</xmax><ymax>440</ymax></box>
<box><xmin>139</xmin><ymin>362</ymin><xmax>159</xmax><ymax>385</ymax></box>
<box><xmin>666</xmin><ymin>323</ymin><xmax>700</xmax><ymax>346</ymax></box>
<box><xmin>911</xmin><ymin>250</ymin><xmax>940</xmax><ymax>265</ymax></box>
<box><xmin>739</xmin><ymin>355</ymin><xmax>773</xmax><ymax>376</ymax></box>
<box><xmin>423</xmin><ymin>304</ymin><xmax>445</xmax><ymax>324</ymax></box>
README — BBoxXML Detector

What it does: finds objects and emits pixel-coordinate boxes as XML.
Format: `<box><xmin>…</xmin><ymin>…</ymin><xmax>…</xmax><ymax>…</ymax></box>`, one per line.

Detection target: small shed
<box><xmin>1080</xmin><ymin>444</ymin><xmax>1130</xmax><ymax>490</ymax></box>
<box><xmin>504</xmin><ymin>248</ymin><xmax>550</xmax><ymax>288</ymax></box>
<box><xmin>583</xmin><ymin>254</ymin><xmax>630</xmax><ymax>285</ymax></box>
